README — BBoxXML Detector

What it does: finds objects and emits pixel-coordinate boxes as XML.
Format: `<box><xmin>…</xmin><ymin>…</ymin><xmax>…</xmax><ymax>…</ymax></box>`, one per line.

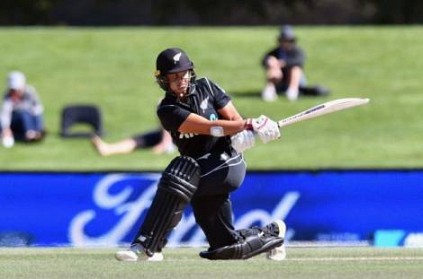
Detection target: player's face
<box><xmin>167</xmin><ymin>70</ymin><xmax>191</xmax><ymax>96</ymax></box>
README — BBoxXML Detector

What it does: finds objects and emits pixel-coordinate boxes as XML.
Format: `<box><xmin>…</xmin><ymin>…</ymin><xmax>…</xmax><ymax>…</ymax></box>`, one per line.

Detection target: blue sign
<box><xmin>0</xmin><ymin>170</ymin><xmax>422</xmax><ymax>247</ymax></box>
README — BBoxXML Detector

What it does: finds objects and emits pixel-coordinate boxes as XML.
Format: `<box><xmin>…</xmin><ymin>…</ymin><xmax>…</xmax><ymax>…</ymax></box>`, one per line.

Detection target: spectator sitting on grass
<box><xmin>0</xmin><ymin>71</ymin><xmax>46</xmax><ymax>148</ymax></box>
<box><xmin>261</xmin><ymin>25</ymin><xmax>330</xmax><ymax>102</ymax></box>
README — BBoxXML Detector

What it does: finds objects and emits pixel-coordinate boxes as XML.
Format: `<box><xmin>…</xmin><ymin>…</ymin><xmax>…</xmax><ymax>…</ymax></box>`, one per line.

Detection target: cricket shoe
<box><xmin>115</xmin><ymin>243</ymin><xmax>164</xmax><ymax>262</ymax></box>
<box><xmin>261</xmin><ymin>83</ymin><xmax>278</xmax><ymax>102</ymax></box>
<box><xmin>264</xmin><ymin>220</ymin><xmax>287</xmax><ymax>261</ymax></box>
<box><xmin>286</xmin><ymin>87</ymin><xmax>299</xmax><ymax>102</ymax></box>
<box><xmin>199</xmin><ymin>234</ymin><xmax>283</xmax><ymax>260</ymax></box>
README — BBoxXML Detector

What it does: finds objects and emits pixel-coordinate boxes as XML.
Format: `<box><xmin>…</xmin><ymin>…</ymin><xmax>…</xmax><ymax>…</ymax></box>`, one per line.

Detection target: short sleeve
<box><xmin>157</xmin><ymin>104</ymin><xmax>191</xmax><ymax>132</ymax></box>
<box><xmin>206</xmin><ymin>79</ymin><xmax>231</xmax><ymax>110</ymax></box>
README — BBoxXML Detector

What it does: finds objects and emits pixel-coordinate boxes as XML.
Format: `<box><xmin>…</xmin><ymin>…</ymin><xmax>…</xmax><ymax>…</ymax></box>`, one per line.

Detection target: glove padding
<box><xmin>247</xmin><ymin>115</ymin><xmax>280</xmax><ymax>144</ymax></box>
<box><xmin>231</xmin><ymin>130</ymin><xmax>255</xmax><ymax>153</ymax></box>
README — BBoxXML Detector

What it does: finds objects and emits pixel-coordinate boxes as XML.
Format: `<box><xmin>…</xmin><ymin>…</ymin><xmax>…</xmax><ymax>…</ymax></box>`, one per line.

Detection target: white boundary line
<box><xmin>287</xmin><ymin>256</ymin><xmax>423</xmax><ymax>261</ymax></box>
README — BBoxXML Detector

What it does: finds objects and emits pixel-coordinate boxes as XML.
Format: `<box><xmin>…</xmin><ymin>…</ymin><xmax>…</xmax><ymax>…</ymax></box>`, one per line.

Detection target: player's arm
<box><xmin>178</xmin><ymin>113</ymin><xmax>246</xmax><ymax>137</ymax></box>
<box><xmin>218</xmin><ymin>101</ymin><xmax>243</xmax><ymax>121</ymax></box>
<box><xmin>178</xmin><ymin>100</ymin><xmax>279</xmax><ymax>144</ymax></box>
<box><xmin>177</xmin><ymin>101</ymin><xmax>247</xmax><ymax>136</ymax></box>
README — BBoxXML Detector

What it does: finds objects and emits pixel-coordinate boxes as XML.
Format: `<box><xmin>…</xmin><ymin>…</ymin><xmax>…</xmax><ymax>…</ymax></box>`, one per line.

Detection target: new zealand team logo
<box><xmin>173</xmin><ymin>52</ymin><xmax>182</xmax><ymax>64</ymax></box>
<box><xmin>200</xmin><ymin>97</ymin><xmax>209</xmax><ymax>113</ymax></box>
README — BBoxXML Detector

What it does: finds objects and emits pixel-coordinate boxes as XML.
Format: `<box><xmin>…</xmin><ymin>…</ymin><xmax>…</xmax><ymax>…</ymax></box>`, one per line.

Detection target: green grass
<box><xmin>1</xmin><ymin>26</ymin><xmax>423</xmax><ymax>170</ymax></box>
<box><xmin>0</xmin><ymin>247</ymin><xmax>422</xmax><ymax>279</ymax></box>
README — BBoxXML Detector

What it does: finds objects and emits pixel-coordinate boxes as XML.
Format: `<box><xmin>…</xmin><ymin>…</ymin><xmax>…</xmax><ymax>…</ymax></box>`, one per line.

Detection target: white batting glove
<box><xmin>246</xmin><ymin>115</ymin><xmax>281</xmax><ymax>144</ymax></box>
<box><xmin>231</xmin><ymin>130</ymin><xmax>255</xmax><ymax>153</ymax></box>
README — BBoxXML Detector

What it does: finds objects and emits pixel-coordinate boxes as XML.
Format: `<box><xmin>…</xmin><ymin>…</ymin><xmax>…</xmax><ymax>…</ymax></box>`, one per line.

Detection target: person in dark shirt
<box><xmin>115</xmin><ymin>48</ymin><xmax>287</xmax><ymax>262</ymax></box>
<box><xmin>261</xmin><ymin>25</ymin><xmax>329</xmax><ymax>102</ymax></box>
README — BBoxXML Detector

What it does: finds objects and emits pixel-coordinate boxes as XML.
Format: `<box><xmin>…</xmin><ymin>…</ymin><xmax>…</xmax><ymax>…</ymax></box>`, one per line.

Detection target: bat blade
<box><xmin>278</xmin><ymin>98</ymin><xmax>370</xmax><ymax>128</ymax></box>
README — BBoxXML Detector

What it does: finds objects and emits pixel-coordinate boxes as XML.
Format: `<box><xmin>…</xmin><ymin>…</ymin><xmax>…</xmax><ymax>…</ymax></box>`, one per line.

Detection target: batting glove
<box><xmin>231</xmin><ymin>130</ymin><xmax>255</xmax><ymax>153</ymax></box>
<box><xmin>246</xmin><ymin>115</ymin><xmax>281</xmax><ymax>144</ymax></box>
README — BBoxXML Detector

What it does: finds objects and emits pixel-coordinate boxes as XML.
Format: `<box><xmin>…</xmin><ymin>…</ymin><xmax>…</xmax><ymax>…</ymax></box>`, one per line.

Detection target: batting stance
<box><xmin>116</xmin><ymin>48</ymin><xmax>286</xmax><ymax>261</ymax></box>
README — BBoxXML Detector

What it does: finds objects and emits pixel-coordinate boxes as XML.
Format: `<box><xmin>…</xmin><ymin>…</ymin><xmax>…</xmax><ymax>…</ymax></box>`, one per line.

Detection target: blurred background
<box><xmin>2</xmin><ymin>0</ymin><xmax>423</xmax><ymax>25</ymax></box>
<box><xmin>0</xmin><ymin>0</ymin><xmax>422</xmax><ymax>248</ymax></box>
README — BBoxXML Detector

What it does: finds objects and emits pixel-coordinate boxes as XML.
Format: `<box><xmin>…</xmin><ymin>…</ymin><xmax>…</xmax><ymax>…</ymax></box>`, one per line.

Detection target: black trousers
<box><xmin>191</xmin><ymin>152</ymin><xmax>246</xmax><ymax>250</ymax></box>
<box><xmin>132</xmin><ymin>128</ymin><xmax>163</xmax><ymax>148</ymax></box>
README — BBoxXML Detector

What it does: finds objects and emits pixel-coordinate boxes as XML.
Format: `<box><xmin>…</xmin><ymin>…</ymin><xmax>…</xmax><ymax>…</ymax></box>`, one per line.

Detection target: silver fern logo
<box><xmin>200</xmin><ymin>97</ymin><xmax>209</xmax><ymax>113</ymax></box>
<box><xmin>173</xmin><ymin>52</ymin><xmax>182</xmax><ymax>63</ymax></box>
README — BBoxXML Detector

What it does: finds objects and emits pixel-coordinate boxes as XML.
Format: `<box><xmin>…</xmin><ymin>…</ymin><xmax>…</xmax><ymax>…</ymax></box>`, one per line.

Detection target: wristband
<box><xmin>210</xmin><ymin>126</ymin><xmax>224</xmax><ymax>137</ymax></box>
<box><xmin>244</xmin><ymin>119</ymin><xmax>253</xmax><ymax>130</ymax></box>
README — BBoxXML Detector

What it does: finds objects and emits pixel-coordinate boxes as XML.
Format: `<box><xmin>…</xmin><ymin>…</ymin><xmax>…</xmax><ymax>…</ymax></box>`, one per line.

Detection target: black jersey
<box><xmin>263</xmin><ymin>46</ymin><xmax>306</xmax><ymax>68</ymax></box>
<box><xmin>157</xmin><ymin>77</ymin><xmax>233</xmax><ymax>159</ymax></box>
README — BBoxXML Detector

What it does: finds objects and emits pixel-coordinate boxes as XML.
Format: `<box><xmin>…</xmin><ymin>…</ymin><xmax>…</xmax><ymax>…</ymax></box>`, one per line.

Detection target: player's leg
<box><xmin>133</xmin><ymin>129</ymin><xmax>175</xmax><ymax>154</ymax></box>
<box><xmin>31</xmin><ymin>114</ymin><xmax>45</xmax><ymax>141</ymax></box>
<box><xmin>132</xmin><ymin>129</ymin><xmax>162</xmax><ymax>148</ymax></box>
<box><xmin>192</xmin><ymin>152</ymin><xmax>246</xmax><ymax>249</ymax></box>
<box><xmin>262</xmin><ymin>56</ymin><xmax>283</xmax><ymax>102</ymax></box>
<box><xmin>10</xmin><ymin>111</ymin><xmax>26</xmax><ymax>141</ymax></box>
<box><xmin>191</xmin><ymin>194</ymin><xmax>241</xmax><ymax>249</ymax></box>
<box><xmin>91</xmin><ymin>136</ymin><xmax>137</xmax><ymax>156</ymax></box>
<box><xmin>191</xmin><ymin>194</ymin><xmax>283</xmax><ymax>260</ymax></box>
<box><xmin>16</xmin><ymin>111</ymin><xmax>41</xmax><ymax>141</ymax></box>
<box><xmin>193</xmin><ymin>152</ymin><xmax>283</xmax><ymax>260</ymax></box>
<box><xmin>285</xmin><ymin>66</ymin><xmax>303</xmax><ymax>101</ymax></box>
<box><xmin>115</xmin><ymin>156</ymin><xmax>200</xmax><ymax>261</ymax></box>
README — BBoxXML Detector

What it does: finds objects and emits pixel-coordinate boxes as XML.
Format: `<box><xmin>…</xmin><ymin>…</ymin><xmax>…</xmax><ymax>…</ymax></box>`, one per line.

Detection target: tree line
<box><xmin>1</xmin><ymin>0</ymin><xmax>423</xmax><ymax>25</ymax></box>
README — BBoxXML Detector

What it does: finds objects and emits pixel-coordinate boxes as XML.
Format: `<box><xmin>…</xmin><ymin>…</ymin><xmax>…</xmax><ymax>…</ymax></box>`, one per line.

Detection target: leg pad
<box><xmin>134</xmin><ymin>156</ymin><xmax>200</xmax><ymax>255</ymax></box>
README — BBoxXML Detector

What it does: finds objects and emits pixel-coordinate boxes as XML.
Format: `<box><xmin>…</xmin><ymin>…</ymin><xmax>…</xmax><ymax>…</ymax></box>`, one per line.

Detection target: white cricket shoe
<box><xmin>286</xmin><ymin>87</ymin><xmax>299</xmax><ymax>102</ymax></box>
<box><xmin>115</xmin><ymin>243</ymin><xmax>164</xmax><ymax>262</ymax></box>
<box><xmin>266</xmin><ymin>220</ymin><xmax>287</xmax><ymax>261</ymax></box>
<box><xmin>261</xmin><ymin>83</ymin><xmax>278</xmax><ymax>102</ymax></box>
<box><xmin>2</xmin><ymin>136</ymin><xmax>14</xmax><ymax>148</ymax></box>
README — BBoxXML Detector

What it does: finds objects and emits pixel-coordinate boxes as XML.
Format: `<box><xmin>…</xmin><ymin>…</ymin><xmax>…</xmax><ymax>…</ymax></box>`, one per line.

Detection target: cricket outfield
<box><xmin>0</xmin><ymin>246</ymin><xmax>422</xmax><ymax>279</ymax></box>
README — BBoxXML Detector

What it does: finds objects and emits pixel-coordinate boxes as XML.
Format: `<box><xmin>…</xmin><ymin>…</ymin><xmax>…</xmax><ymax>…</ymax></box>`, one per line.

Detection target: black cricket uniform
<box><xmin>157</xmin><ymin>77</ymin><xmax>247</xmax><ymax>249</ymax></box>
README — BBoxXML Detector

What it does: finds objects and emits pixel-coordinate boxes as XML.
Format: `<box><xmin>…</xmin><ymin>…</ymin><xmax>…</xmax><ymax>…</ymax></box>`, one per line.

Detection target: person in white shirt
<box><xmin>0</xmin><ymin>71</ymin><xmax>45</xmax><ymax>147</ymax></box>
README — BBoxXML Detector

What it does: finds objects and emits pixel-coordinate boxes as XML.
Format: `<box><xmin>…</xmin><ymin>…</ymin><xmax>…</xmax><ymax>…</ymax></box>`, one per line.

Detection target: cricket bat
<box><xmin>278</xmin><ymin>98</ymin><xmax>370</xmax><ymax>128</ymax></box>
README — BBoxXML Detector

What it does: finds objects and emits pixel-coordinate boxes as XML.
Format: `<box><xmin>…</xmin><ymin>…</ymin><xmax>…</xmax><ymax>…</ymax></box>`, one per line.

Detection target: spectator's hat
<box><xmin>7</xmin><ymin>71</ymin><xmax>26</xmax><ymax>90</ymax></box>
<box><xmin>278</xmin><ymin>25</ymin><xmax>296</xmax><ymax>41</ymax></box>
